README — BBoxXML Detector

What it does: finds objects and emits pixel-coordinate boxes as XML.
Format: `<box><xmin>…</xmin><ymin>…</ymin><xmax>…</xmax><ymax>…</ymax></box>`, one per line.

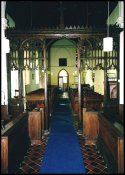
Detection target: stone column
<box><xmin>1</xmin><ymin>1</ymin><xmax>10</xmax><ymax>108</ymax></box>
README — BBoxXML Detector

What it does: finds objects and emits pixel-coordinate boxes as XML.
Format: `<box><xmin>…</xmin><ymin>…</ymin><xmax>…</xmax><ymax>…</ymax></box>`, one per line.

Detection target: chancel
<box><xmin>1</xmin><ymin>1</ymin><xmax>124</xmax><ymax>174</ymax></box>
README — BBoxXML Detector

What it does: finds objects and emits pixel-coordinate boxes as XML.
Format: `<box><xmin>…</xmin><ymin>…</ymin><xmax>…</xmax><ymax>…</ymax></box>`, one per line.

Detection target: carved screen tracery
<box><xmin>21</xmin><ymin>39</ymin><xmax>44</xmax><ymax>70</ymax></box>
<box><xmin>77</xmin><ymin>37</ymin><xmax>119</xmax><ymax>71</ymax></box>
<box><xmin>9</xmin><ymin>40</ymin><xmax>19</xmax><ymax>70</ymax></box>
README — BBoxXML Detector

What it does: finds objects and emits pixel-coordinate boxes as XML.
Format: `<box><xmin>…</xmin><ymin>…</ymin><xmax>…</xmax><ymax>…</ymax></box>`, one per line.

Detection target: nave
<box><xmin>15</xmin><ymin>92</ymin><xmax>108</xmax><ymax>174</ymax></box>
<box><xmin>1</xmin><ymin>2</ymin><xmax>124</xmax><ymax>174</ymax></box>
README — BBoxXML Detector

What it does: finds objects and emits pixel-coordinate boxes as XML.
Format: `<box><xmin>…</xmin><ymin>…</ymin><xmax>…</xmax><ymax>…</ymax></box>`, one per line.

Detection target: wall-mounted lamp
<box><xmin>103</xmin><ymin>1</ymin><xmax>113</xmax><ymax>52</ymax></box>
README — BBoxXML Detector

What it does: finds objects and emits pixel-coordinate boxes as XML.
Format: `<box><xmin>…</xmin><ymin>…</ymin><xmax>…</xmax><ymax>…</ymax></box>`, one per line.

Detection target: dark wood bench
<box><xmin>97</xmin><ymin>114</ymin><xmax>124</xmax><ymax>173</ymax></box>
<box><xmin>26</xmin><ymin>86</ymin><xmax>58</xmax><ymax>116</ymax></box>
<box><xmin>83</xmin><ymin>94</ymin><xmax>103</xmax><ymax>111</ymax></box>
<box><xmin>26</xmin><ymin>88</ymin><xmax>45</xmax><ymax>110</ymax></box>
<box><xmin>69</xmin><ymin>88</ymin><xmax>104</xmax><ymax>115</ymax></box>
<box><xmin>1</xmin><ymin>113</ymin><xmax>31</xmax><ymax>173</ymax></box>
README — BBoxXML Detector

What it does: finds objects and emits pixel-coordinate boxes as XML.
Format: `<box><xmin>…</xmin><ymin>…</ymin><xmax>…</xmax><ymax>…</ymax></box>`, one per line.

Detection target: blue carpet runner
<box><xmin>39</xmin><ymin>95</ymin><xmax>86</xmax><ymax>174</ymax></box>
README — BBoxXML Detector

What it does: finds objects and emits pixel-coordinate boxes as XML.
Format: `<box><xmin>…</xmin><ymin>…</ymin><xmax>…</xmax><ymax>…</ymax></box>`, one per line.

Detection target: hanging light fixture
<box><xmin>103</xmin><ymin>1</ymin><xmax>113</xmax><ymax>52</ymax></box>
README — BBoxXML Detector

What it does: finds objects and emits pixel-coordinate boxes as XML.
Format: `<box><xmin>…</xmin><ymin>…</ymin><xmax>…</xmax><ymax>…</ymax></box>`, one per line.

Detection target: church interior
<box><xmin>1</xmin><ymin>1</ymin><xmax>124</xmax><ymax>174</ymax></box>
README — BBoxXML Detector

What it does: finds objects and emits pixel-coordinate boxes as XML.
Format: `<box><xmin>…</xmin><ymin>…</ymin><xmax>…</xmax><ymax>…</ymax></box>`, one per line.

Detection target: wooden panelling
<box><xmin>28</xmin><ymin>109</ymin><xmax>44</xmax><ymax>144</ymax></box>
<box><xmin>118</xmin><ymin>138</ymin><xmax>124</xmax><ymax>173</ymax></box>
<box><xmin>40</xmin><ymin>108</ymin><xmax>44</xmax><ymax>131</ymax></box>
<box><xmin>83</xmin><ymin>111</ymin><xmax>99</xmax><ymax>145</ymax></box>
<box><xmin>1</xmin><ymin>105</ymin><xmax>8</xmax><ymax>120</ymax></box>
<box><xmin>1</xmin><ymin>113</ymin><xmax>30</xmax><ymax>173</ymax></box>
<box><xmin>97</xmin><ymin>115</ymin><xmax>124</xmax><ymax>173</ymax></box>
<box><xmin>9</xmin><ymin>98</ymin><xmax>24</xmax><ymax>118</ymax></box>
<box><xmin>1</xmin><ymin>137</ymin><xmax>8</xmax><ymax>174</ymax></box>
<box><xmin>119</xmin><ymin>104</ymin><xmax>124</xmax><ymax>123</ymax></box>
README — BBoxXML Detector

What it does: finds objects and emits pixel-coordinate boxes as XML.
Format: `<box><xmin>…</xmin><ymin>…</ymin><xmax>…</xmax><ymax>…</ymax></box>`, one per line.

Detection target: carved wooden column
<box><xmin>43</xmin><ymin>42</ymin><xmax>49</xmax><ymax>132</ymax></box>
<box><xmin>77</xmin><ymin>44</ymin><xmax>82</xmax><ymax>132</ymax></box>
<box><xmin>103</xmin><ymin>52</ymin><xmax>108</xmax><ymax>112</ymax></box>
<box><xmin>18</xmin><ymin>46</ymin><xmax>24</xmax><ymax>98</ymax></box>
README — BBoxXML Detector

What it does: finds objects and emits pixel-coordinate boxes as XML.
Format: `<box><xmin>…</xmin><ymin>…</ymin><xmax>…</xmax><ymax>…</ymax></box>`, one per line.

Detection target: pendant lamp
<box><xmin>103</xmin><ymin>1</ymin><xmax>113</xmax><ymax>52</ymax></box>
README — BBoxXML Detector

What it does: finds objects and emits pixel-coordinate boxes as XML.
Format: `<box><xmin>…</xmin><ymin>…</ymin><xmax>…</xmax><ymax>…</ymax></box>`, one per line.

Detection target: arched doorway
<box><xmin>58</xmin><ymin>69</ymin><xmax>69</xmax><ymax>92</ymax></box>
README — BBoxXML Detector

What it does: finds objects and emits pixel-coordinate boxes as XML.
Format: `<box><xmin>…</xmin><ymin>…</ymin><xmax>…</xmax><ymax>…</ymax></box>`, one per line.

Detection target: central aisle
<box><xmin>39</xmin><ymin>92</ymin><xmax>86</xmax><ymax>174</ymax></box>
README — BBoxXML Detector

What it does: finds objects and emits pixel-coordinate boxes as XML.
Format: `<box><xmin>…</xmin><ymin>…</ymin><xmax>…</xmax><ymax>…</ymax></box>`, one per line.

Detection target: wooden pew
<box><xmin>83</xmin><ymin>94</ymin><xmax>103</xmax><ymax>111</ymax></box>
<box><xmin>26</xmin><ymin>86</ymin><xmax>58</xmax><ymax>115</ymax></box>
<box><xmin>8</xmin><ymin>98</ymin><xmax>24</xmax><ymax>118</ymax></box>
<box><xmin>69</xmin><ymin>88</ymin><xmax>104</xmax><ymax>115</ymax></box>
<box><xmin>82</xmin><ymin>109</ymin><xmax>99</xmax><ymax>145</ymax></box>
<box><xmin>1</xmin><ymin>105</ymin><xmax>11</xmax><ymax>125</ymax></box>
<box><xmin>1</xmin><ymin>113</ymin><xmax>30</xmax><ymax>174</ymax></box>
<box><xmin>28</xmin><ymin>108</ymin><xmax>44</xmax><ymax>144</ymax></box>
<box><xmin>97</xmin><ymin>114</ymin><xmax>124</xmax><ymax>173</ymax></box>
<box><xmin>26</xmin><ymin>88</ymin><xmax>45</xmax><ymax>111</ymax></box>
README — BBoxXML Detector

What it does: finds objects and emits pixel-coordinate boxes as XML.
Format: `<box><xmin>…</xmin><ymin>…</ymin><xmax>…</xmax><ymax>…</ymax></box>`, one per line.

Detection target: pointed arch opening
<box><xmin>58</xmin><ymin>69</ymin><xmax>69</xmax><ymax>92</ymax></box>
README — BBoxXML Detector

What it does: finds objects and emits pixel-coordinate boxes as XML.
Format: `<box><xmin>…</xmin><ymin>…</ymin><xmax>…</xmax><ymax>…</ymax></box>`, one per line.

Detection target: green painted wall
<box><xmin>49</xmin><ymin>38</ymin><xmax>77</xmax><ymax>87</ymax></box>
